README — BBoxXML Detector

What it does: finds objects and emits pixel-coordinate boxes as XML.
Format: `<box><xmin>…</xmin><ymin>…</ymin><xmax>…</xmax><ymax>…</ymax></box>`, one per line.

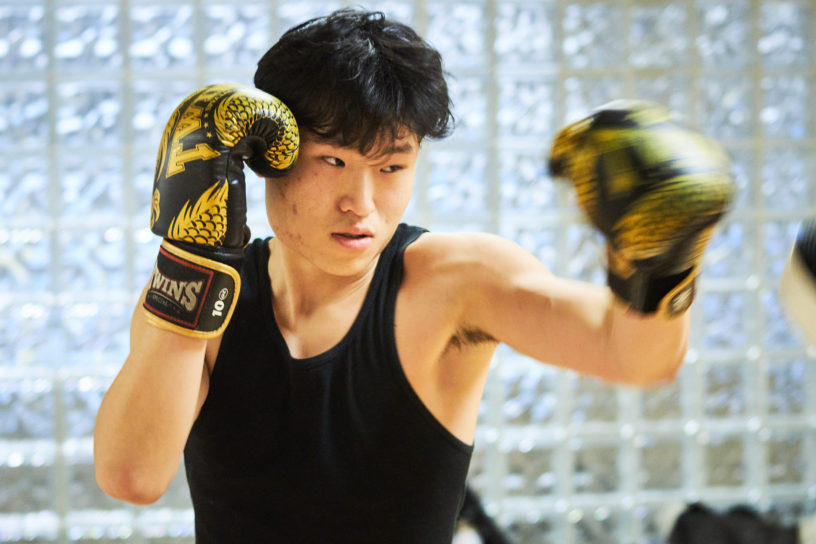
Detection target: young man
<box><xmin>94</xmin><ymin>9</ymin><xmax>735</xmax><ymax>543</ymax></box>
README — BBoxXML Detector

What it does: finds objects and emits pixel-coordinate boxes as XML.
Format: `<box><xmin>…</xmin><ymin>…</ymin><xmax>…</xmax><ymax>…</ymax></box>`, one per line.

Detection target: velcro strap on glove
<box><xmin>142</xmin><ymin>240</ymin><xmax>240</xmax><ymax>338</ymax></box>
<box><xmin>606</xmin><ymin>248</ymin><xmax>697</xmax><ymax>317</ymax></box>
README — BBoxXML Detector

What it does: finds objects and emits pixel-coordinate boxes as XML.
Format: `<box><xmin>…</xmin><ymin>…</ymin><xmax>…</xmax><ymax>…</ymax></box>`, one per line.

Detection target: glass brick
<box><xmin>763</xmin><ymin>290</ymin><xmax>800</xmax><ymax>348</ymax></box>
<box><xmin>0</xmin><ymin>6</ymin><xmax>47</xmax><ymax>71</ymax></box>
<box><xmin>765</xmin><ymin>359</ymin><xmax>807</xmax><ymax>416</ymax></box>
<box><xmin>704</xmin><ymin>362</ymin><xmax>746</xmax><ymax>418</ymax></box>
<box><xmin>132</xmin><ymin>81</ymin><xmax>196</xmax><ymax>148</ymax></box>
<box><xmin>498</xmin><ymin>150</ymin><xmax>552</xmax><ymax>213</ymax></box>
<box><xmin>0</xmin><ymin>302</ymin><xmax>56</xmax><ymax>367</ymax></box>
<box><xmin>505</xmin><ymin>516</ymin><xmax>556</xmax><ymax>544</ymax></box>
<box><xmin>505</xmin><ymin>443</ymin><xmax>555</xmax><ymax>496</ymax></box>
<box><xmin>355</xmin><ymin>2</ymin><xmax>414</xmax><ymax>24</ymax></box>
<box><xmin>639</xmin><ymin>436</ymin><xmax>683</xmax><ymax>490</ymax></box>
<box><xmin>565</xmin><ymin>224</ymin><xmax>605</xmax><ymax>284</ymax></box>
<box><xmin>725</xmin><ymin>148</ymin><xmax>756</xmax><ymax>212</ymax></box>
<box><xmin>0</xmin><ymin>229</ymin><xmax>50</xmax><ymax>293</ymax></box>
<box><xmin>704</xmin><ymin>220</ymin><xmax>754</xmax><ymax>280</ymax></box>
<box><xmin>634</xmin><ymin>76</ymin><xmax>692</xmax><ymax>120</ymax></box>
<box><xmin>564</xmin><ymin>77</ymin><xmax>626</xmax><ymax>124</ymax></box>
<box><xmin>449</xmin><ymin>76</ymin><xmax>487</xmax><ymax>139</ymax></box>
<box><xmin>499</xmin><ymin>224</ymin><xmax>558</xmax><ymax>272</ymax></box>
<box><xmin>761</xmin><ymin>148</ymin><xmax>813</xmax><ymax>211</ymax></box>
<box><xmin>0</xmin><ymin>453</ymin><xmax>55</xmax><ymax>513</ymax></box>
<box><xmin>58</xmin><ymin>229</ymin><xmax>126</xmax><ymax>292</ymax></box>
<box><xmin>54</xmin><ymin>5</ymin><xmax>121</xmax><ymax>69</ymax></box>
<box><xmin>426</xmin><ymin>3</ymin><xmax>487</xmax><ymax>69</ymax></box>
<box><xmin>698</xmin><ymin>76</ymin><xmax>753</xmax><ymax>141</ymax></box>
<box><xmin>763</xmin><ymin>220</ymin><xmax>799</xmax><ymax>281</ymax></box>
<box><xmin>63</xmin><ymin>376</ymin><xmax>111</xmax><ymax>439</ymax></box>
<box><xmin>65</xmin><ymin>509</ymin><xmax>136</xmax><ymax>542</ymax></box>
<box><xmin>630</xmin><ymin>3</ymin><xmax>689</xmax><ymax>68</ymax></box>
<box><xmin>571</xmin><ymin>508</ymin><xmax>617</xmax><ymax>543</ymax></box>
<box><xmin>151</xmin><ymin>463</ymin><xmax>192</xmax><ymax>510</ymax></box>
<box><xmin>499</xmin><ymin>364</ymin><xmax>557</xmax><ymax>425</ymax></box>
<box><xmin>641</xmin><ymin>379</ymin><xmax>682</xmax><ymax>420</ymax></box>
<box><xmin>571</xmin><ymin>377</ymin><xmax>617</xmax><ymax>423</ymax></box>
<box><xmin>766</xmin><ymin>432</ymin><xmax>806</xmax><ymax>485</ymax></box>
<box><xmin>0</xmin><ymin>378</ymin><xmax>54</xmax><ymax>440</ymax></box>
<box><xmin>56</xmin><ymin>82</ymin><xmax>121</xmax><ymax>147</ymax></box>
<box><xmin>761</xmin><ymin>77</ymin><xmax>812</xmax><ymax>139</ymax></box>
<box><xmin>132</xmin><ymin>152</ymin><xmax>158</xmax><ymax>225</ymax></box>
<box><xmin>703</xmin><ymin>433</ymin><xmax>745</xmax><ymax>487</ymax></box>
<box><xmin>133</xmin><ymin>228</ymin><xmax>162</xmax><ymax>287</ymax></box>
<box><xmin>203</xmin><ymin>5</ymin><xmax>271</xmax><ymax>68</ymax></box>
<box><xmin>130</xmin><ymin>6</ymin><xmax>195</xmax><ymax>70</ymax></box>
<box><xmin>0</xmin><ymin>83</ymin><xmax>48</xmax><ymax>147</ymax></box>
<box><xmin>277</xmin><ymin>3</ymin><xmax>344</xmax><ymax>36</ymax></box>
<box><xmin>65</xmin><ymin>445</ymin><xmax>123</xmax><ymax>511</ymax></box>
<box><xmin>497</xmin><ymin>78</ymin><xmax>556</xmax><ymax>139</ymax></box>
<box><xmin>58</xmin><ymin>154</ymin><xmax>123</xmax><ymax>219</ymax></box>
<box><xmin>57</xmin><ymin>301</ymin><xmax>130</xmax><ymax>366</ymax></box>
<box><xmin>0</xmin><ymin>157</ymin><xmax>50</xmax><ymax>220</ymax></box>
<box><xmin>495</xmin><ymin>3</ymin><xmax>556</xmax><ymax>67</ymax></box>
<box><xmin>636</xmin><ymin>504</ymin><xmax>679</xmax><ymax>544</ymax></box>
<box><xmin>427</xmin><ymin>150</ymin><xmax>487</xmax><ymax>215</ymax></box>
<box><xmin>572</xmin><ymin>440</ymin><xmax>620</xmax><ymax>493</ymax></box>
<box><xmin>701</xmin><ymin>291</ymin><xmax>750</xmax><ymax>350</ymax></box>
<box><xmin>759</xmin><ymin>1</ymin><xmax>813</xmax><ymax>67</ymax></box>
<box><xmin>562</xmin><ymin>3</ymin><xmax>626</xmax><ymax>69</ymax></box>
<box><xmin>696</xmin><ymin>0</ymin><xmax>752</xmax><ymax>67</ymax></box>
<box><xmin>139</xmin><ymin>509</ymin><xmax>195</xmax><ymax>542</ymax></box>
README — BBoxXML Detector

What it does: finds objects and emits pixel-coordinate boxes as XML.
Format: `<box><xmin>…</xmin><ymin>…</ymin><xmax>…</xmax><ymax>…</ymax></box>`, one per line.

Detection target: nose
<box><xmin>338</xmin><ymin>169</ymin><xmax>376</xmax><ymax>217</ymax></box>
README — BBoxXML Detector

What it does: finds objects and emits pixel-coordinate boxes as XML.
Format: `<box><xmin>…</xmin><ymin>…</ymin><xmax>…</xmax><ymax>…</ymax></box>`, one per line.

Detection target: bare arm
<box><xmin>94</xmin><ymin>288</ymin><xmax>213</xmax><ymax>504</ymax></box>
<box><xmin>444</xmin><ymin>232</ymin><xmax>688</xmax><ymax>385</ymax></box>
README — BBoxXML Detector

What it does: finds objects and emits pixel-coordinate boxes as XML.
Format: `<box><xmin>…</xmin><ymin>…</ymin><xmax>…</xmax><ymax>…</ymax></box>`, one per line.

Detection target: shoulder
<box><xmin>401</xmin><ymin>231</ymin><xmax>552</xmax><ymax>318</ymax></box>
<box><xmin>405</xmin><ymin>230</ymin><xmax>547</xmax><ymax>283</ymax></box>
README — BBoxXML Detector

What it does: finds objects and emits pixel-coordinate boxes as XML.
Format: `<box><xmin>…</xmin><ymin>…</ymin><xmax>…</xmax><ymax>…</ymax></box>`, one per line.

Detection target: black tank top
<box><xmin>184</xmin><ymin>224</ymin><xmax>473</xmax><ymax>543</ymax></box>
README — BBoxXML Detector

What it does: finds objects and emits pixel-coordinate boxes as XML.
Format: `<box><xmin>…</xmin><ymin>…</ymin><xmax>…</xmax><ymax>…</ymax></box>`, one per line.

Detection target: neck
<box><xmin>266</xmin><ymin>238</ymin><xmax>378</xmax><ymax>329</ymax></box>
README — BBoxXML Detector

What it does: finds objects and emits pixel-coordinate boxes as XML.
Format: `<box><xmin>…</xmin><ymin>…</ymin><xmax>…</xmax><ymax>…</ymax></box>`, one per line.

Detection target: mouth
<box><xmin>331</xmin><ymin>229</ymin><xmax>374</xmax><ymax>250</ymax></box>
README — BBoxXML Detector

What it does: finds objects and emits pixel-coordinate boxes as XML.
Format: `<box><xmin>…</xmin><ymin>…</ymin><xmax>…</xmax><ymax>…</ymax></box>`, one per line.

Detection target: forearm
<box><xmin>605</xmin><ymin>295</ymin><xmax>689</xmax><ymax>386</ymax></box>
<box><xmin>94</xmin><ymin>300</ymin><xmax>208</xmax><ymax>504</ymax></box>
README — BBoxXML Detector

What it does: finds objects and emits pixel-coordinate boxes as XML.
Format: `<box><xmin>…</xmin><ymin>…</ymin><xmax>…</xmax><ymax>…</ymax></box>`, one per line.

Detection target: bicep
<box><xmin>458</xmin><ymin>235</ymin><xmax>617</xmax><ymax>377</ymax></box>
<box><xmin>462</xmin><ymin>235</ymin><xmax>689</xmax><ymax>384</ymax></box>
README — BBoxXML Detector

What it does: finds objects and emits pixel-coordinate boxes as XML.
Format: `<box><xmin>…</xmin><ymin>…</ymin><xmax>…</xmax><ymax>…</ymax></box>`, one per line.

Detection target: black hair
<box><xmin>254</xmin><ymin>8</ymin><xmax>453</xmax><ymax>155</ymax></box>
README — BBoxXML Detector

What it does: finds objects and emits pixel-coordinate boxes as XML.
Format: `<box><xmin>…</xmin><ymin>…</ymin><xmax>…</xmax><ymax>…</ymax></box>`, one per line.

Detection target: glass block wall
<box><xmin>1</xmin><ymin>1</ymin><xmax>814</xmax><ymax>542</ymax></box>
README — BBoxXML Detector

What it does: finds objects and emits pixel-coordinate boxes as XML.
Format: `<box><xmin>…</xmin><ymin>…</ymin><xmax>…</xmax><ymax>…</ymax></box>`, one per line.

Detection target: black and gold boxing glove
<box><xmin>144</xmin><ymin>83</ymin><xmax>299</xmax><ymax>338</ymax></box>
<box><xmin>549</xmin><ymin>100</ymin><xmax>736</xmax><ymax>317</ymax></box>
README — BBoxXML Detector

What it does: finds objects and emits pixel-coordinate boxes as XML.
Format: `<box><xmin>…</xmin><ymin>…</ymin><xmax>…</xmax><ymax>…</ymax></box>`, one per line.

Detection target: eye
<box><xmin>380</xmin><ymin>164</ymin><xmax>405</xmax><ymax>174</ymax></box>
<box><xmin>322</xmin><ymin>156</ymin><xmax>345</xmax><ymax>167</ymax></box>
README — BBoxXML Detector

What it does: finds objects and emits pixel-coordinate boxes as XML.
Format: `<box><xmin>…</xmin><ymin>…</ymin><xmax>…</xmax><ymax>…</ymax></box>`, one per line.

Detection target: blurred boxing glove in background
<box><xmin>779</xmin><ymin>220</ymin><xmax>816</xmax><ymax>347</ymax></box>
<box><xmin>549</xmin><ymin>100</ymin><xmax>736</xmax><ymax>317</ymax></box>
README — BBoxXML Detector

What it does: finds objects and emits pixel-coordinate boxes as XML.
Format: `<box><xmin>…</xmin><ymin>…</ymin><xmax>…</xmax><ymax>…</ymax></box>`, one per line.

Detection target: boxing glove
<box><xmin>549</xmin><ymin>100</ymin><xmax>736</xmax><ymax>317</ymax></box>
<box><xmin>779</xmin><ymin>220</ymin><xmax>816</xmax><ymax>346</ymax></box>
<box><xmin>143</xmin><ymin>83</ymin><xmax>299</xmax><ymax>338</ymax></box>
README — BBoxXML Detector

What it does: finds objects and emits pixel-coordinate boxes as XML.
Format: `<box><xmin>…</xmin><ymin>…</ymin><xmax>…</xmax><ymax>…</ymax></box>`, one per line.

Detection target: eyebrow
<box><xmin>380</xmin><ymin>142</ymin><xmax>416</xmax><ymax>155</ymax></box>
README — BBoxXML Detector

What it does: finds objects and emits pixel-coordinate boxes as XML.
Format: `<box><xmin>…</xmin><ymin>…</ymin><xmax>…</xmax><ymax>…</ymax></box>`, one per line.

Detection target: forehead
<box><xmin>304</xmin><ymin>129</ymin><xmax>419</xmax><ymax>158</ymax></box>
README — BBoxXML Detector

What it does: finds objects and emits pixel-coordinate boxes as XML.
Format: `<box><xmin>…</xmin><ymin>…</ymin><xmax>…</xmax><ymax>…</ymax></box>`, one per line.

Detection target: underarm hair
<box><xmin>448</xmin><ymin>326</ymin><xmax>497</xmax><ymax>351</ymax></box>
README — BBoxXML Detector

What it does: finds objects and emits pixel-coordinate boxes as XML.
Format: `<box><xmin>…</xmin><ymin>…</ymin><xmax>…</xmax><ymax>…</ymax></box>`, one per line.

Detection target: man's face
<box><xmin>264</xmin><ymin>130</ymin><xmax>419</xmax><ymax>277</ymax></box>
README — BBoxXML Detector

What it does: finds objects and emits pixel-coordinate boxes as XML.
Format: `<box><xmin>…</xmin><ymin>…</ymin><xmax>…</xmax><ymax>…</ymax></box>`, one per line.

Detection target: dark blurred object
<box><xmin>454</xmin><ymin>487</ymin><xmax>513</xmax><ymax>544</ymax></box>
<box><xmin>668</xmin><ymin>503</ymin><xmax>798</xmax><ymax>544</ymax></box>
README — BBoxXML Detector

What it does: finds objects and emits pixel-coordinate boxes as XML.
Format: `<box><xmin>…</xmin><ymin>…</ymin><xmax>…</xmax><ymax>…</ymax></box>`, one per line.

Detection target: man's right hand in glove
<box><xmin>144</xmin><ymin>83</ymin><xmax>299</xmax><ymax>338</ymax></box>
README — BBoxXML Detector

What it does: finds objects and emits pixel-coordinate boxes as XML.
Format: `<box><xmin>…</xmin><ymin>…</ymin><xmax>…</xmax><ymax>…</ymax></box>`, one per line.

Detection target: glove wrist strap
<box><xmin>143</xmin><ymin>240</ymin><xmax>241</xmax><ymax>338</ymax></box>
<box><xmin>607</xmin><ymin>248</ymin><xmax>697</xmax><ymax>317</ymax></box>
